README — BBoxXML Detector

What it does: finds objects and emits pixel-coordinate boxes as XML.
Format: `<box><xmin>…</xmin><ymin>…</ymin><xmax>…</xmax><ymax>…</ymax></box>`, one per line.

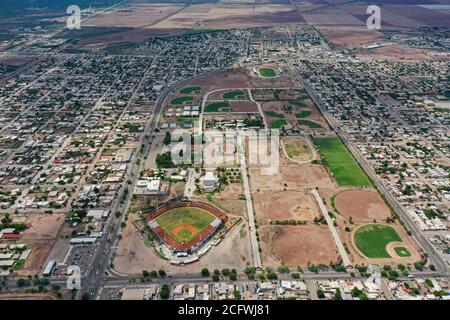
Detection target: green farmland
<box><xmin>314</xmin><ymin>137</ymin><xmax>372</xmax><ymax>187</ymax></box>
<box><xmin>354</xmin><ymin>224</ymin><xmax>402</xmax><ymax>258</ymax></box>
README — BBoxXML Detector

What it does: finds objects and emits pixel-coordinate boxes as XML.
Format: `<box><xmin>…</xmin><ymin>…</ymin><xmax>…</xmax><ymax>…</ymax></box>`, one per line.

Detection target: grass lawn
<box><xmin>204</xmin><ymin>102</ymin><xmax>230</xmax><ymax>112</ymax></box>
<box><xmin>354</xmin><ymin>224</ymin><xmax>402</xmax><ymax>258</ymax></box>
<box><xmin>155</xmin><ymin>207</ymin><xmax>215</xmax><ymax>243</ymax></box>
<box><xmin>295</xmin><ymin>110</ymin><xmax>311</xmax><ymax>118</ymax></box>
<box><xmin>289</xmin><ymin>100</ymin><xmax>308</xmax><ymax>108</ymax></box>
<box><xmin>394</xmin><ymin>247</ymin><xmax>411</xmax><ymax>257</ymax></box>
<box><xmin>170</xmin><ymin>96</ymin><xmax>194</xmax><ymax>105</ymax></box>
<box><xmin>259</xmin><ymin>67</ymin><xmax>277</xmax><ymax>77</ymax></box>
<box><xmin>180</xmin><ymin>86</ymin><xmax>201</xmax><ymax>94</ymax></box>
<box><xmin>270</xmin><ymin>119</ymin><xmax>287</xmax><ymax>129</ymax></box>
<box><xmin>223</xmin><ymin>90</ymin><xmax>245</xmax><ymax>99</ymax></box>
<box><xmin>284</xmin><ymin>140</ymin><xmax>312</xmax><ymax>161</ymax></box>
<box><xmin>314</xmin><ymin>137</ymin><xmax>372</xmax><ymax>187</ymax></box>
<box><xmin>298</xmin><ymin>119</ymin><xmax>321</xmax><ymax>128</ymax></box>
<box><xmin>265</xmin><ymin>111</ymin><xmax>285</xmax><ymax>119</ymax></box>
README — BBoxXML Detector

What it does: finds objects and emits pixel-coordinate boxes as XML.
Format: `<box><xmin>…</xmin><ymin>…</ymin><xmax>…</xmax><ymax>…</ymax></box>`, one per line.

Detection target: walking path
<box><xmin>311</xmin><ymin>189</ymin><xmax>352</xmax><ymax>268</ymax></box>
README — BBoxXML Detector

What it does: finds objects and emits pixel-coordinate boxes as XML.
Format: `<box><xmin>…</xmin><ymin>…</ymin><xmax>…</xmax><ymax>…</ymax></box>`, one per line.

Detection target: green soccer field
<box><xmin>354</xmin><ymin>224</ymin><xmax>402</xmax><ymax>258</ymax></box>
<box><xmin>259</xmin><ymin>67</ymin><xmax>277</xmax><ymax>77</ymax></box>
<box><xmin>155</xmin><ymin>207</ymin><xmax>215</xmax><ymax>243</ymax></box>
<box><xmin>314</xmin><ymin>137</ymin><xmax>372</xmax><ymax>187</ymax></box>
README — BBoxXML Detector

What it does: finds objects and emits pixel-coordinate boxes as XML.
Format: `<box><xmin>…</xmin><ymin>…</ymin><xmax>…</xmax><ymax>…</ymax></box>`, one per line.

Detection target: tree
<box><xmin>159</xmin><ymin>284</ymin><xmax>170</xmax><ymax>299</ymax></box>
<box><xmin>334</xmin><ymin>288</ymin><xmax>342</xmax><ymax>300</ymax></box>
<box><xmin>142</xmin><ymin>270</ymin><xmax>150</xmax><ymax>278</ymax></box>
<box><xmin>317</xmin><ymin>289</ymin><xmax>325</xmax><ymax>299</ymax></box>
<box><xmin>229</xmin><ymin>273</ymin><xmax>237</xmax><ymax>281</ymax></box>
<box><xmin>221</xmin><ymin>268</ymin><xmax>230</xmax><ymax>277</ymax></box>
<box><xmin>158</xmin><ymin>269</ymin><xmax>166</xmax><ymax>277</ymax></box>
<box><xmin>201</xmin><ymin>268</ymin><xmax>210</xmax><ymax>277</ymax></box>
<box><xmin>212</xmin><ymin>274</ymin><xmax>220</xmax><ymax>281</ymax></box>
<box><xmin>16</xmin><ymin>278</ymin><xmax>29</xmax><ymax>287</ymax></box>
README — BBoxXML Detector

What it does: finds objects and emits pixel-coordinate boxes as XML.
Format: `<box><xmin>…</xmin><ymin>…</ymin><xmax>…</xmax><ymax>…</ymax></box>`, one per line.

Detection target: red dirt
<box><xmin>271</xmin><ymin>224</ymin><xmax>340</xmax><ymax>266</ymax></box>
<box><xmin>334</xmin><ymin>189</ymin><xmax>392</xmax><ymax>223</ymax></box>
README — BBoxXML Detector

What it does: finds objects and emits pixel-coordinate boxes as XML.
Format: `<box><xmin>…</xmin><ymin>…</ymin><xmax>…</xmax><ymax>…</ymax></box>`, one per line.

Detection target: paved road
<box><xmin>237</xmin><ymin>131</ymin><xmax>262</xmax><ymax>269</ymax></box>
<box><xmin>311</xmin><ymin>189</ymin><xmax>352</xmax><ymax>267</ymax></box>
<box><xmin>288</xmin><ymin>59</ymin><xmax>449</xmax><ymax>273</ymax></box>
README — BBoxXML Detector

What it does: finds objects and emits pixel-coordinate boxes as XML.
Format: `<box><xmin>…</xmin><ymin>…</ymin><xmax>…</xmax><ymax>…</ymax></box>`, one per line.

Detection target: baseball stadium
<box><xmin>146</xmin><ymin>201</ymin><xmax>228</xmax><ymax>253</ymax></box>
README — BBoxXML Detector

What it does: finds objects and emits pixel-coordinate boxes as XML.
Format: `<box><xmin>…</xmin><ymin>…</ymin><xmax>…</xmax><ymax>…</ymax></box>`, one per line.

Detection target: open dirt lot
<box><xmin>151</xmin><ymin>4</ymin><xmax>303</xmax><ymax>30</ymax></box>
<box><xmin>334</xmin><ymin>189</ymin><xmax>392</xmax><ymax>223</ymax></box>
<box><xmin>319</xmin><ymin>26</ymin><xmax>383</xmax><ymax>47</ymax></box>
<box><xmin>249</xmin><ymin>164</ymin><xmax>335</xmax><ymax>191</ymax></box>
<box><xmin>358</xmin><ymin>44</ymin><xmax>450</xmax><ymax>62</ymax></box>
<box><xmin>113</xmin><ymin>213</ymin><xmax>253</xmax><ymax>275</ymax></box>
<box><xmin>86</xmin><ymin>4</ymin><xmax>185</xmax><ymax>28</ymax></box>
<box><xmin>196</xmin><ymin>183</ymin><xmax>247</xmax><ymax>218</ymax></box>
<box><xmin>260</xmin><ymin>224</ymin><xmax>340</xmax><ymax>267</ymax></box>
<box><xmin>17</xmin><ymin>214</ymin><xmax>66</xmax><ymax>276</ymax></box>
<box><xmin>253</xmin><ymin>190</ymin><xmax>320</xmax><ymax>223</ymax></box>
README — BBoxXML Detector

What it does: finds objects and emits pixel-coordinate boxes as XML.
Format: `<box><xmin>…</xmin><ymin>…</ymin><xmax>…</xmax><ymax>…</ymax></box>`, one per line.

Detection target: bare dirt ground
<box><xmin>113</xmin><ymin>213</ymin><xmax>253</xmax><ymax>274</ymax></box>
<box><xmin>17</xmin><ymin>214</ymin><xmax>66</xmax><ymax>276</ymax></box>
<box><xmin>86</xmin><ymin>4</ymin><xmax>184</xmax><ymax>28</ymax></box>
<box><xmin>334</xmin><ymin>189</ymin><xmax>392</xmax><ymax>223</ymax></box>
<box><xmin>253</xmin><ymin>190</ymin><xmax>320</xmax><ymax>223</ymax></box>
<box><xmin>319</xmin><ymin>26</ymin><xmax>383</xmax><ymax>47</ymax></box>
<box><xmin>249</xmin><ymin>164</ymin><xmax>335</xmax><ymax>191</ymax></box>
<box><xmin>358</xmin><ymin>44</ymin><xmax>450</xmax><ymax>62</ymax></box>
<box><xmin>229</xmin><ymin>101</ymin><xmax>258</xmax><ymax>112</ymax></box>
<box><xmin>260</xmin><ymin>224</ymin><xmax>340</xmax><ymax>267</ymax></box>
<box><xmin>151</xmin><ymin>4</ymin><xmax>303</xmax><ymax>30</ymax></box>
<box><xmin>0</xmin><ymin>56</ymin><xmax>33</xmax><ymax>66</ymax></box>
<box><xmin>196</xmin><ymin>183</ymin><xmax>247</xmax><ymax>218</ymax></box>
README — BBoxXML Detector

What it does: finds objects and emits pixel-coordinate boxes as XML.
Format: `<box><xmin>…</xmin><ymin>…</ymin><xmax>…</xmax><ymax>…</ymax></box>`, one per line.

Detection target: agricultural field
<box><xmin>314</xmin><ymin>137</ymin><xmax>372</xmax><ymax>187</ymax></box>
<box><xmin>353</xmin><ymin>224</ymin><xmax>402</xmax><ymax>259</ymax></box>
<box><xmin>155</xmin><ymin>207</ymin><xmax>215</xmax><ymax>243</ymax></box>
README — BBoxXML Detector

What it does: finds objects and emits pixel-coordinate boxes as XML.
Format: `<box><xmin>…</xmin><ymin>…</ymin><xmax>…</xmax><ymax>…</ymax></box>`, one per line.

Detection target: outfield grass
<box><xmin>298</xmin><ymin>119</ymin><xmax>321</xmax><ymax>128</ymax></box>
<box><xmin>204</xmin><ymin>102</ymin><xmax>230</xmax><ymax>112</ymax></box>
<box><xmin>289</xmin><ymin>100</ymin><xmax>308</xmax><ymax>108</ymax></box>
<box><xmin>265</xmin><ymin>111</ymin><xmax>285</xmax><ymax>119</ymax></box>
<box><xmin>270</xmin><ymin>119</ymin><xmax>287</xmax><ymax>129</ymax></box>
<box><xmin>284</xmin><ymin>140</ymin><xmax>312</xmax><ymax>160</ymax></box>
<box><xmin>354</xmin><ymin>224</ymin><xmax>402</xmax><ymax>258</ymax></box>
<box><xmin>314</xmin><ymin>137</ymin><xmax>372</xmax><ymax>187</ymax></box>
<box><xmin>170</xmin><ymin>96</ymin><xmax>194</xmax><ymax>105</ymax></box>
<box><xmin>259</xmin><ymin>67</ymin><xmax>277</xmax><ymax>77</ymax></box>
<box><xmin>295</xmin><ymin>110</ymin><xmax>311</xmax><ymax>118</ymax></box>
<box><xmin>394</xmin><ymin>247</ymin><xmax>411</xmax><ymax>257</ymax></box>
<box><xmin>223</xmin><ymin>90</ymin><xmax>245</xmax><ymax>99</ymax></box>
<box><xmin>155</xmin><ymin>207</ymin><xmax>215</xmax><ymax>243</ymax></box>
<box><xmin>180</xmin><ymin>86</ymin><xmax>201</xmax><ymax>94</ymax></box>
